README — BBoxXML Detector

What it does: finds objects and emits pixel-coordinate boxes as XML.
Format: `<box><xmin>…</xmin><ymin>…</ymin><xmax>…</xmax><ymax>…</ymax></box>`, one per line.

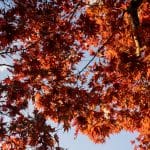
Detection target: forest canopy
<box><xmin>0</xmin><ymin>0</ymin><xmax>149</xmax><ymax>150</ymax></box>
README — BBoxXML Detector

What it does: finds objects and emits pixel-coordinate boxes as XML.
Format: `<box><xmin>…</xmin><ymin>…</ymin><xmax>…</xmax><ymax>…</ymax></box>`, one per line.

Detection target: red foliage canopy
<box><xmin>0</xmin><ymin>0</ymin><xmax>149</xmax><ymax>149</ymax></box>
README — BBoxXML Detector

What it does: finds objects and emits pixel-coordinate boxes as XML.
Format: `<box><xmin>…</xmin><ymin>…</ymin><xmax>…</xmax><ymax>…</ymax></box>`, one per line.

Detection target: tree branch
<box><xmin>127</xmin><ymin>0</ymin><xmax>143</xmax><ymax>56</ymax></box>
<box><xmin>68</xmin><ymin>1</ymin><xmax>81</xmax><ymax>22</ymax></box>
<box><xmin>0</xmin><ymin>64</ymin><xmax>13</xmax><ymax>68</ymax></box>
<box><xmin>78</xmin><ymin>34</ymin><xmax>113</xmax><ymax>74</ymax></box>
<box><xmin>0</xmin><ymin>50</ymin><xmax>19</xmax><ymax>56</ymax></box>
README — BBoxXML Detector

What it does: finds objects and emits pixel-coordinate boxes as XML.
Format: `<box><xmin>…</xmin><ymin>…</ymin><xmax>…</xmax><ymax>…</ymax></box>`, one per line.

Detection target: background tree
<box><xmin>0</xmin><ymin>0</ymin><xmax>149</xmax><ymax>150</ymax></box>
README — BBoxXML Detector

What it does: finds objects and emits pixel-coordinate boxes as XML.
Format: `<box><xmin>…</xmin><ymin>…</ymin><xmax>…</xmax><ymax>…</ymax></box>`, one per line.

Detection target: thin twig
<box><xmin>0</xmin><ymin>64</ymin><xmax>13</xmax><ymax>68</ymax></box>
<box><xmin>0</xmin><ymin>50</ymin><xmax>19</xmax><ymax>55</ymax></box>
<box><xmin>68</xmin><ymin>1</ymin><xmax>81</xmax><ymax>22</ymax></box>
<box><xmin>0</xmin><ymin>41</ymin><xmax>38</xmax><ymax>56</ymax></box>
<box><xmin>78</xmin><ymin>34</ymin><xmax>113</xmax><ymax>74</ymax></box>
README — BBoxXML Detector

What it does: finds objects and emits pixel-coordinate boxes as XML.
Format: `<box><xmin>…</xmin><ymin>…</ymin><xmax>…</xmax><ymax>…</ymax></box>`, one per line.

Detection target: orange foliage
<box><xmin>0</xmin><ymin>0</ymin><xmax>149</xmax><ymax>150</ymax></box>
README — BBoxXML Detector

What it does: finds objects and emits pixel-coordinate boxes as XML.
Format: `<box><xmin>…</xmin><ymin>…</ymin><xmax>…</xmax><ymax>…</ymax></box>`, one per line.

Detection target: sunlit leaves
<box><xmin>0</xmin><ymin>0</ymin><xmax>149</xmax><ymax>150</ymax></box>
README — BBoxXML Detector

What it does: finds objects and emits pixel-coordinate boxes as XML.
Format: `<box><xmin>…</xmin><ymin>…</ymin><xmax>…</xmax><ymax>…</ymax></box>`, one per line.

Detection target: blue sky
<box><xmin>59</xmin><ymin>129</ymin><xmax>137</xmax><ymax>150</ymax></box>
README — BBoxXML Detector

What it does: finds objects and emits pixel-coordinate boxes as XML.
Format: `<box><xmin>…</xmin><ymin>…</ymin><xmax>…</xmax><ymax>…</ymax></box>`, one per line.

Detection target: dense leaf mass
<box><xmin>0</xmin><ymin>0</ymin><xmax>149</xmax><ymax>150</ymax></box>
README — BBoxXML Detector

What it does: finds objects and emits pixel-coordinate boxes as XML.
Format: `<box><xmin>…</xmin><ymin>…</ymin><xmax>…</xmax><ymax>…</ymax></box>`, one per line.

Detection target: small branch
<box><xmin>0</xmin><ymin>41</ymin><xmax>37</xmax><ymax>56</ymax></box>
<box><xmin>0</xmin><ymin>64</ymin><xmax>13</xmax><ymax>68</ymax></box>
<box><xmin>78</xmin><ymin>34</ymin><xmax>113</xmax><ymax>74</ymax></box>
<box><xmin>0</xmin><ymin>50</ymin><xmax>18</xmax><ymax>56</ymax></box>
<box><xmin>68</xmin><ymin>1</ymin><xmax>82</xmax><ymax>22</ymax></box>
